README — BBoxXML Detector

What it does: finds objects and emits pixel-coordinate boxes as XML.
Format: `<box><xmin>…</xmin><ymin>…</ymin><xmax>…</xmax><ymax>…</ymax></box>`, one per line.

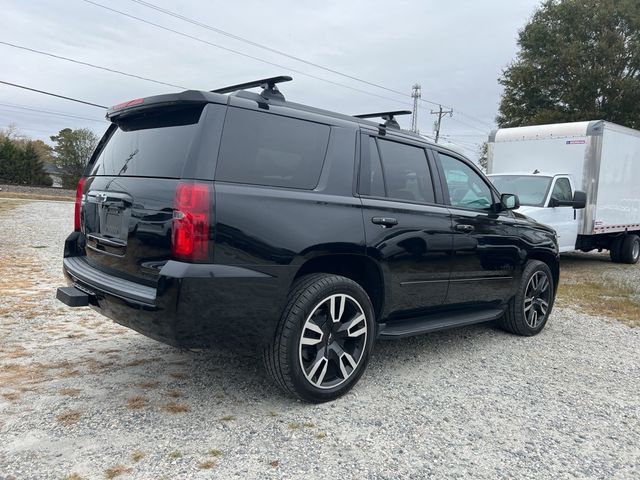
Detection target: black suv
<box><xmin>57</xmin><ymin>76</ymin><xmax>559</xmax><ymax>402</ymax></box>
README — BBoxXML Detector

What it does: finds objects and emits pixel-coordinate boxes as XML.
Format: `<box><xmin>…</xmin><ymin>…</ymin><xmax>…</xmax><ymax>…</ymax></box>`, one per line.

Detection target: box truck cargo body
<box><xmin>487</xmin><ymin>120</ymin><xmax>640</xmax><ymax>263</ymax></box>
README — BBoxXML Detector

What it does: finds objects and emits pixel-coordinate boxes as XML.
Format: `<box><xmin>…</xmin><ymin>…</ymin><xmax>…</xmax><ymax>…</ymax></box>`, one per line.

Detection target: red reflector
<box><xmin>74</xmin><ymin>177</ymin><xmax>86</xmax><ymax>231</ymax></box>
<box><xmin>111</xmin><ymin>97</ymin><xmax>145</xmax><ymax>110</ymax></box>
<box><xmin>171</xmin><ymin>182</ymin><xmax>211</xmax><ymax>262</ymax></box>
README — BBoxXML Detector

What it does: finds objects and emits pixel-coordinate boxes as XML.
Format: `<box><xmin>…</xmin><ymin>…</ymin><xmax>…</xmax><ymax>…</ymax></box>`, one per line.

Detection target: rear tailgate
<box><xmin>80</xmin><ymin>101</ymin><xmax>221</xmax><ymax>285</ymax></box>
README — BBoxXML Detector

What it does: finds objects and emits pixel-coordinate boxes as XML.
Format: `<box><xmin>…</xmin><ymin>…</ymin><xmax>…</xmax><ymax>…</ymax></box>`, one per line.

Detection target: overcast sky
<box><xmin>0</xmin><ymin>0</ymin><xmax>541</xmax><ymax>159</ymax></box>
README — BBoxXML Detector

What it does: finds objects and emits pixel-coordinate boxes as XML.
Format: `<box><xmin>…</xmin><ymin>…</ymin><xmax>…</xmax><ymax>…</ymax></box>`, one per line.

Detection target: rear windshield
<box><xmin>88</xmin><ymin>105</ymin><xmax>204</xmax><ymax>178</ymax></box>
<box><xmin>215</xmin><ymin>107</ymin><xmax>330</xmax><ymax>189</ymax></box>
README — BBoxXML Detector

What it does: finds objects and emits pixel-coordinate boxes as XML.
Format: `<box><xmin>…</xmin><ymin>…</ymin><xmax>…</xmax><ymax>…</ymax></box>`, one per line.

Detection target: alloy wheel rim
<box><xmin>632</xmin><ymin>240</ymin><xmax>640</xmax><ymax>260</ymax></box>
<box><xmin>298</xmin><ymin>294</ymin><xmax>368</xmax><ymax>390</ymax></box>
<box><xmin>523</xmin><ymin>271</ymin><xmax>551</xmax><ymax>329</ymax></box>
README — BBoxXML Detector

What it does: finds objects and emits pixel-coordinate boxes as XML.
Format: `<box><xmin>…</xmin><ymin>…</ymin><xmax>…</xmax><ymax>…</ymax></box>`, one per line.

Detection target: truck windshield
<box><xmin>488</xmin><ymin>175</ymin><xmax>552</xmax><ymax>207</ymax></box>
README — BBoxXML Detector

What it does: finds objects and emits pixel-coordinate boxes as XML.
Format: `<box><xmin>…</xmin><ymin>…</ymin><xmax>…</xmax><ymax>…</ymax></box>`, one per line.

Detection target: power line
<box><xmin>84</xmin><ymin>0</ymin><xmax>494</xmax><ymax>131</ymax></box>
<box><xmin>81</xmin><ymin>0</ymin><xmax>414</xmax><ymax>107</ymax></box>
<box><xmin>0</xmin><ymin>102</ymin><xmax>107</xmax><ymax>123</ymax></box>
<box><xmin>0</xmin><ymin>80</ymin><xmax>107</xmax><ymax>109</ymax></box>
<box><xmin>0</xmin><ymin>41</ymin><xmax>187</xmax><ymax>90</ymax></box>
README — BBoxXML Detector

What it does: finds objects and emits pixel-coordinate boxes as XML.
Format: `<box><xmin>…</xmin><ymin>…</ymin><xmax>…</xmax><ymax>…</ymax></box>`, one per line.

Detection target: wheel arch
<box><xmin>293</xmin><ymin>254</ymin><xmax>385</xmax><ymax>321</ymax></box>
<box><xmin>527</xmin><ymin>250</ymin><xmax>559</xmax><ymax>293</ymax></box>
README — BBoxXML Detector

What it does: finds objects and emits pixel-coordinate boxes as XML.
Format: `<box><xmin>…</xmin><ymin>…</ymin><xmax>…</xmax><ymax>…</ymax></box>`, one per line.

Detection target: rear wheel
<box><xmin>499</xmin><ymin>260</ymin><xmax>555</xmax><ymax>336</ymax></box>
<box><xmin>264</xmin><ymin>273</ymin><xmax>375</xmax><ymax>403</ymax></box>
<box><xmin>619</xmin><ymin>234</ymin><xmax>640</xmax><ymax>264</ymax></box>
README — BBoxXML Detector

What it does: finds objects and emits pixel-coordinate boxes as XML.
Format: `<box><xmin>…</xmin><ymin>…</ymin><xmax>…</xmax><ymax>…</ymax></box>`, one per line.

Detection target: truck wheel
<box><xmin>264</xmin><ymin>273</ymin><xmax>375</xmax><ymax>403</ymax></box>
<box><xmin>610</xmin><ymin>236</ymin><xmax>623</xmax><ymax>263</ymax></box>
<box><xmin>619</xmin><ymin>234</ymin><xmax>640</xmax><ymax>264</ymax></box>
<box><xmin>498</xmin><ymin>260</ymin><xmax>555</xmax><ymax>336</ymax></box>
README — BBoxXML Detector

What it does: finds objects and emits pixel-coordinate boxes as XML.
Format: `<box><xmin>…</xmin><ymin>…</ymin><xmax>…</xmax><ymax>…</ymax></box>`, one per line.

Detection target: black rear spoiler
<box><xmin>106</xmin><ymin>90</ymin><xmax>225</xmax><ymax>121</ymax></box>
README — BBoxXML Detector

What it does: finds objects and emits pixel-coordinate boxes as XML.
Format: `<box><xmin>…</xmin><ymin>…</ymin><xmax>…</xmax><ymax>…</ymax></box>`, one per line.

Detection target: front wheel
<box><xmin>498</xmin><ymin>260</ymin><xmax>555</xmax><ymax>336</ymax></box>
<box><xmin>264</xmin><ymin>273</ymin><xmax>376</xmax><ymax>403</ymax></box>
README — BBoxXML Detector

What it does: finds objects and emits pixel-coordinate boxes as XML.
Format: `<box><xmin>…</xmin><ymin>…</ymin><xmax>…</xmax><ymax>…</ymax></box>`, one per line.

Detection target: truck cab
<box><xmin>488</xmin><ymin>173</ymin><xmax>585</xmax><ymax>252</ymax></box>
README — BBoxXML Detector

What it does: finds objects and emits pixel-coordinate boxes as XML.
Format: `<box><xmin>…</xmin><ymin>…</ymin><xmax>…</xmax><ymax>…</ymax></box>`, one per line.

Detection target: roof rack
<box><xmin>354</xmin><ymin>110</ymin><xmax>412</xmax><ymax>129</ymax></box>
<box><xmin>211</xmin><ymin>75</ymin><xmax>293</xmax><ymax>101</ymax></box>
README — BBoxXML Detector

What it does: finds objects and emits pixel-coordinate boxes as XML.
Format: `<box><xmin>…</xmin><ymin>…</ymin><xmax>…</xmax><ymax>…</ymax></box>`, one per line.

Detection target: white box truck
<box><xmin>487</xmin><ymin>120</ymin><xmax>640</xmax><ymax>263</ymax></box>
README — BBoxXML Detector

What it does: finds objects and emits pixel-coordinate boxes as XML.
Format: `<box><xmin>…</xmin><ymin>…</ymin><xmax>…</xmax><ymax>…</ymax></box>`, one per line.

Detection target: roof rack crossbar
<box><xmin>354</xmin><ymin>110</ymin><xmax>412</xmax><ymax>129</ymax></box>
<box><xmin>211</xmin><ymin>75</ymin><xmax>293</xmax><ymax>100</ymax></box>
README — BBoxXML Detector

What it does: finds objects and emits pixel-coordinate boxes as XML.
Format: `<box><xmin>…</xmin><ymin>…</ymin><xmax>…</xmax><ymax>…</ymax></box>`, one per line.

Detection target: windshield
<box><xmin>488</xmin><ymin>175</ymin><xmax>552</xmax><ymax>207</ymax></box>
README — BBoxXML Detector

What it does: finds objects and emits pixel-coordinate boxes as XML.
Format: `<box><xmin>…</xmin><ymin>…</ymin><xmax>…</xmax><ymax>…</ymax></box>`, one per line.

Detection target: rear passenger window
<box><xmin>377</xmin><ymin>139</ymin><xmax>435</xmax><ymax>203</ymax></box>
<box><xmin>216</xmin><ymin>108</ymin><xmax>330</xmax><ymax>189</ymax></box>
<box><xmin>359</xmin><ymin>137</ymin><xmax>386</xmax><ymax>197</ymax></box>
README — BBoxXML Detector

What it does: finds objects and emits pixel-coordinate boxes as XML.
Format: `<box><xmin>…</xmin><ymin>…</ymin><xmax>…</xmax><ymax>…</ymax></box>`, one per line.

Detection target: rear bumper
<box><xmin>60</xmin><ymin>255</ymin><xmax>291</xmax><ymax>348</ymax></box>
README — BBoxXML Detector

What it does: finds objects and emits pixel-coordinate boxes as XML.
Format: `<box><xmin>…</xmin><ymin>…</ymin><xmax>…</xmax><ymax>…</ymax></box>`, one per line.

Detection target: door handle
<box><xmin>372</xmin><ymin>217</ymin><xmax>398</xmax><ymax>228</ymax></box>
<box><xmin>455</xmin><ymin>224</ymin><xmax>475</xmax><ymax>232</ymax></box>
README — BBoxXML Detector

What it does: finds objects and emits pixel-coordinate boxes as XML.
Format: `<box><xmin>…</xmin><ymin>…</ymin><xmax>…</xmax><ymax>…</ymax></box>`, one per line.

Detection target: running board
<box><xmin>378</xmin><ymin>308</ymin><xmax>504</xmax><ymax>339</ymax></box>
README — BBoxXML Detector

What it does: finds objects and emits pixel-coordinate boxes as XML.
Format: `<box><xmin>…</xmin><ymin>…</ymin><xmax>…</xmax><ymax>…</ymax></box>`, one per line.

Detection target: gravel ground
<box><xmin>0</xmin><ymin>199</ymin><xmax>638</xmax><ymax>479</ymax></box>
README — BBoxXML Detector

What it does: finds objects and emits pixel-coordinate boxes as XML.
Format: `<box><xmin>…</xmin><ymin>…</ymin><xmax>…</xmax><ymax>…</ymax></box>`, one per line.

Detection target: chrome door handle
<box><xmin>372</xmin><ymin>217</ymin><xmax>398</xmax><ymax>228</ymax></box>
<box><xmin>455</xmin><ymin>224</ymin><xmax>475</xmax><ymax>232</ymax></box>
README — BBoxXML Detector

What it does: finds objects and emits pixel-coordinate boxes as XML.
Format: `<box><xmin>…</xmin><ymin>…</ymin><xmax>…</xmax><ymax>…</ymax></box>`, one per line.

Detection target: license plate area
<box><xmin>104</xmin><ymin>208</ymin><xmax>123</xmax><ymax>238</ymax></box>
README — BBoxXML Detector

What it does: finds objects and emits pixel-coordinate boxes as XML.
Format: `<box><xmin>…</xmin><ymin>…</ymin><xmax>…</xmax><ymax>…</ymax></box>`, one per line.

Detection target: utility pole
<box><xmin>430</xmin><ymin>105</ymin><xmax>453</xmax><ymax>143</ymax></box>
<box><xmin>410</xmin><ymin>83</ymin><xmax>421</xmax><ymax>133</ymax></box>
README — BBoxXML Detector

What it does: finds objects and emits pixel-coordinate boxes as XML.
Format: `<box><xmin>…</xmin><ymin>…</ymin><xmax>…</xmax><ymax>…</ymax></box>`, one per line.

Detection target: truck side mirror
<box><xmin>500</xmin><ymin>193</ymin><xmax>520</xmax><ymax>210</ymax></box>
<box><xmin>572</xmin><ymin>190</ymin><xmax>586</xmax><ymax>209</ymax></box>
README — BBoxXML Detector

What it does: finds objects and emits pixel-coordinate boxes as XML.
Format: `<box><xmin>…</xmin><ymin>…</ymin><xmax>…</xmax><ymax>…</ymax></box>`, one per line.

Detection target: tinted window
<box><xmin>377</xmin><ymin>139</ymin><xmax>434</xmax><ymax>203</ymax></box>
<box><xmin>551</xmin><ymin>177</ymin><xmax>572</xmax><ymax>202</ymax></box>
<box><xmin>359</xmin><ymin>137</ymin><xmax>386</xmax><ymax>197</ymax></box>
<box><xmin>439</xmin><ymin>153</ymin><xmax>493</xmax><ymax>210</ymax></box>
<box><xmin>216</xmin><ymin>108</ymin><xmax>330</xmax><ymax>189</ymax></box>
<box><xmin>89</xmin><ymin>105</ymin><xmax>203</xmax><ymax>178</ymax></box>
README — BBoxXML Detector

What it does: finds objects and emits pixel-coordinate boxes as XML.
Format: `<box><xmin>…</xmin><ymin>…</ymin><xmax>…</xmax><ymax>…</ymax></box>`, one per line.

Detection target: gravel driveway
<box><xmin>0</xmin><ymin>199</ymin><xmax>638</xmax><ymax>479</ymax></box>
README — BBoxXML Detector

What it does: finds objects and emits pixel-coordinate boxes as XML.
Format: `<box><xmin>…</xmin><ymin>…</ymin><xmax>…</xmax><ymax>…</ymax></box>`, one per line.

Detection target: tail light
<box><xmin>172</xmin><ymin>181</ymin><xmax>211</xmax><ymax>262</ymax></box>
<box><xmin>74</xmin><ymin>177</ymin><xmax>86</xmax><ymax>231</ymax></box>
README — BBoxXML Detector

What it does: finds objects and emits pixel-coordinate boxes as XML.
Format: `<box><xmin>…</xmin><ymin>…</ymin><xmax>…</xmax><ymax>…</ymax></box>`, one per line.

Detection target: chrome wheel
<box><xmin>523</xmin><ymin>271</ymin><xmax>551</xmax><ymax>329</ymax></box>
<box><xmin>298</xmin><ymin>294</ymin><xmax>368</xmax><ymax>390</ymax></box>
<box><xmin>633</xmin><ymin>239</ymin><xmax>640</xmax><ymax>261</ymax></box>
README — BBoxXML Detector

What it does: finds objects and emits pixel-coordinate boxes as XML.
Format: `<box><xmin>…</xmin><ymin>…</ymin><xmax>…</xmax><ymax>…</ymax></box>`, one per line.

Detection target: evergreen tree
<box><xmin>498</xmin><ymin>0</ymin><xmax>640</xmax><ymax>128</ymax></box>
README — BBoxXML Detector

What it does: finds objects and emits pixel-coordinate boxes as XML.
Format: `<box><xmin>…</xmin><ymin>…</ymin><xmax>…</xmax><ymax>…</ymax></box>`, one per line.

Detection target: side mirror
<box><xmin>551</xmin><ymin>190</ymin><xmax>586</xmax><ymax>209</ymax></box>
<box><xmin>500</xmin><ymin>193</ymin><xmax>520</xmax><ymax>210</ymax></box>
<box><xmin>572</xmin><ymin>190</ymin><xmax>586</xmax><ymax>209</ymax></box>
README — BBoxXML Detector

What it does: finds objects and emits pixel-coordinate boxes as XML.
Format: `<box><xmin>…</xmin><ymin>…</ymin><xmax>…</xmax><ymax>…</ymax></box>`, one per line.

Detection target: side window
<box><xmin>438</xmin><ymin>153</ymin><xmax>493</xmax><ymax>210</ymax></box>
<box><xmin>358</xmin><ymin>137</ymin><xmax>386</xmax><ymax>197</ymax></box>
<box><xmin>551</xmin><ymin>178</ymin><xmax>572</xmax><ymax>202</ymax></box>
<box><xmin>377</xmin><ymin>139</ymin><xmax>435</xmax><ymax>203</ymax></box>
<box><xmin>216</xmin><ymin>108</ymin><xmax>330</xmax><ymax>189</ymax></box>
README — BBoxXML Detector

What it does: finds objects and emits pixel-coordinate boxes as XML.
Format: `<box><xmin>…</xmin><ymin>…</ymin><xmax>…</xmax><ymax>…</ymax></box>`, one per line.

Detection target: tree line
<box><xmin>0</xmin><ymin>125</ymin><xmax>98</xmax><ymax>189</ymax></box>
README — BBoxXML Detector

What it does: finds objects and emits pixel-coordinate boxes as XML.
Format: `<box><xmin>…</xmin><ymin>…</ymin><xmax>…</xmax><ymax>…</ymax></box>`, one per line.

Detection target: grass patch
<box><xmin>139</xmin><ymin>380</ymin><xmax>161</xmax><ymax>389</ymax></box>
<box><xmin>125</xmin><ymin>395</ymin><xmax>149</xmax><ymax>410</ymax></box>
<box><xmin>168</xmin><ymin>372</ymin><xmax>188</xmax><ymax>380</ymax></box>
<box><xmin>315</xmin><ymin>432</ymin><xmax>327</xmax><ymax>439</ymax></box>
<box><xmin>557</xmin><ymin>253</ymin><xmax>640</xmax><ymax>327</ymax></box>
<box><xmin>2</xmin><ymin>391</ymin><xmax>20</xmax><ymax>402</ymax></box>
<box><xmin>162</xmin><ymin>401</ymin><xmax>189</xmax><ymax>413</ymax></box>
<box><xmin>219</xmin><ymin>414</ymin><xmax>235</xmax><ymax>422</ymax></box>
<box><xmin>131</xmin><ymin>450</ymin><xmax>145</xmax><ymax>462</ymax></box>
<box><xmin>58</xmin><ymin>387</ymin><xmax>81</xmax><ymax>398</ymax></box>
<box><xmin>208</xmin><ymin>449</ymin><xmax>223</xmax><ymax>457</ymax></box>
<box><xmin>168</xmin><ymin>450</ymin><xmax>182</xmax><ymax>459</ymax></box>
<box><xmin>288</xmin><ymin>422</ymin><xmax>300</xmax><ymax>430</ymax></box>
<box><xmin>303</xmin><ymin>422</ymin><xmax>315</xmax><ymax>428</ymax></box>
<box><xmin>63</xmin><ymin>474</ymin><xmax>85</xmax><ymax>480</ymax></box>
<box><xmin>0</xmin><ymin>199</ymin><xmax>22</xmax><ymax>213</ymax></box>
<box><xmin>557</xmin><ymin>281</ymin><xmax>640</xmax><ymax>327</ymax></box>
<box><xmin>57</xmin><ymin>410</ymin><xmax>82</xmax><ymax>426</ymax></box>
<box><xmin>104</xmin><ymin>464</ymin><xmax>131</xmax><ymax>479</ymax></box>
<box><xmin>197</xmin><ymin>460</ymin><xmax>216</xmax><ymax>470</ymax></box>
<box><xmin>166</xmin><ymin>389</ymin><xmax>183</xmax><ymax>398</ymax></box>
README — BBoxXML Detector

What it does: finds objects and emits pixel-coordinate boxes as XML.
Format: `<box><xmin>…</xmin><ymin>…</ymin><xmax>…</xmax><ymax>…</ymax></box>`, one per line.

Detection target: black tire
<box><xmin>498</xmin><ymin>260</ymin><xmax>555</xmax><ymax>336</ymax></box>
<box><xmin>263</xmin><ymin>273</ymin><xmax>376</xmax><ymax>403</ymax></box>
<box><xmin>619</xmin><ymin>234</ymin><xmax>640</xmax><ymax>264</ymax></box>
<box><xmin>610</xmin><ymin>236</ymin><xmax>623</xmax><ymax>263</ymax></box>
